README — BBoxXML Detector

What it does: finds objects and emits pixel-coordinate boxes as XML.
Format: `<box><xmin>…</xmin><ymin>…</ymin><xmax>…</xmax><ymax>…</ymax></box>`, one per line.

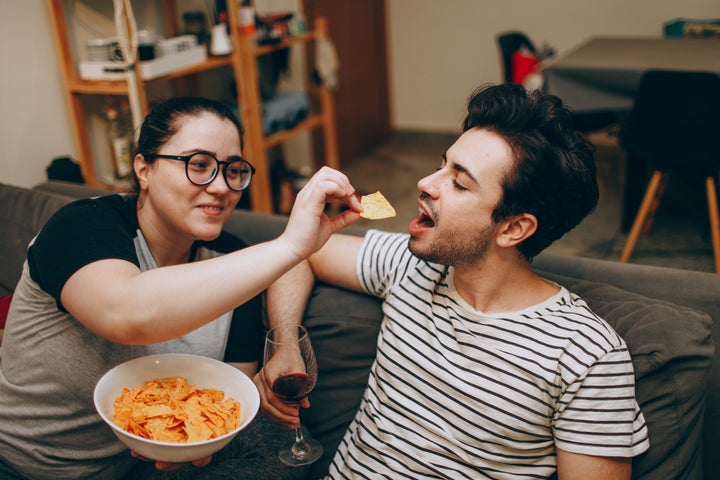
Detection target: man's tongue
<box><xmin>417</xmin><ymin>213</ymin><xmax>435</xmax><ymax>227</ymax></box>
<box><xmin>409</xmin><ymin>213</ymin><xmax>435</xmax><ymax>235</ymax></box>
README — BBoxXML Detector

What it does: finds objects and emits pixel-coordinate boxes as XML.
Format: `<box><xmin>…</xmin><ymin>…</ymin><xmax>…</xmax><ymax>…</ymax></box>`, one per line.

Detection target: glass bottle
<box><xmin>104</xmin><ymin>104</ymin><xmax>132</xmax><ymax>180</ymax></box>
<box><xmin>239</xmin><ymin>0</ymin><xmax>256</xmax><ymax>36</ymax></box>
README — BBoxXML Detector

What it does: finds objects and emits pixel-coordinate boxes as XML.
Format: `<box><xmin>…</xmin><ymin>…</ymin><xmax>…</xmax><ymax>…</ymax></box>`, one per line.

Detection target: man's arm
<box><xmin>253</xmin><ymin>260</ymin><xmax>314</xmax><ymax>428</ymax></box>
<box><xmin>254</xmin><ymin>233</ymin><xmax>365</xmax><ymax>428</ymax></box>
<box><xmin>556</xmin><ymin>449</ymin><xmax>631</xmax><ymax>480</ymax></box>
<box><xmin>308</xmin><ymin>233</ymin><xmax>364</xmax><ymax>291</ymax></box>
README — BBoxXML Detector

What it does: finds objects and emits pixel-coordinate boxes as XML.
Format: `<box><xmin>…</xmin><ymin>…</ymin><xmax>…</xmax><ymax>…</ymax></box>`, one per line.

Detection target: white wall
<box><xmin>386</xmin><ymin>0</ymin><xmax>720</xmax><ymax>132</ymax></box>
<box><xmin>2</xmin><ymin>0</ymin><xmax>720</xmax><ymax>188</ymax></box>
<box><xmin>0</xmin><ymin>1</ymin><xmax>76</xmax><ymax>188</ymax></box>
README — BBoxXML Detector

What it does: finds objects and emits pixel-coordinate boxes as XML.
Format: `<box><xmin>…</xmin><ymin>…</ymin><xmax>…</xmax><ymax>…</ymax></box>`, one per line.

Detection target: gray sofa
<box><xmin>1</xmin><ymin>180</ymin><xmax>719</xmax><ymax>480</ymax></box>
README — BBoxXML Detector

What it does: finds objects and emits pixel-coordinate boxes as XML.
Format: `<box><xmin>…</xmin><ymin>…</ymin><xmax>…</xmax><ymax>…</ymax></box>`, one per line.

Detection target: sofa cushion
<box><xmin>533</xmin><ymin>252</ymin><xmax>720</xmax><ymax>480</ymax></box>
<box><xmin>536</xmin><ymin>272</ymin><xmax>713</xmax><ymax>480</ymax></box>
<box><xmin>300</xmin><ymin>283</ymin><xmax>383</xmax><ymax>479</ymax></box>
<box><xmin>0</xmin><ymin>183</ymin><xmax>77</xmax><ymax>295</ymax></box>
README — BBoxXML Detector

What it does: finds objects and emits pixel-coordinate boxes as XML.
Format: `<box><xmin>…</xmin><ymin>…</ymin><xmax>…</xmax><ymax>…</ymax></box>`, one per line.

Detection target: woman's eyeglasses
<box><xmin>145</xmin><ymin>152</ymin><xmax>255</xmax><ymax>191</ymax></box>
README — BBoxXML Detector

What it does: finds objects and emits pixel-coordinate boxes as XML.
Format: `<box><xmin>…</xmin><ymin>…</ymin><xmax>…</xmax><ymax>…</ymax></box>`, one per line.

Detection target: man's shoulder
<box><xmin>547</xmin><ymin>287</ymin><xmax>626</xmax><ymax>348</ymax></box>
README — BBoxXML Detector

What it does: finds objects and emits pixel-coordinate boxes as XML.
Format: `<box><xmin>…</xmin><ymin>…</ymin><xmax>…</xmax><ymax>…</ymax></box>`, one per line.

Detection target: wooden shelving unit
<box><xmin>46</xmin><ymin>0</ymin><xmax>339</xmax><ymax>213</ymax></box>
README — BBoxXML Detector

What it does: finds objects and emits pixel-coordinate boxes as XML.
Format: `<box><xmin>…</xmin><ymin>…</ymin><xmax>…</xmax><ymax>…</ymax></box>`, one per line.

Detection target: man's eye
<box><xmin>453</xmin><ymin>180</ymin><xmax>467</xmax><ymax>191</ymax></box>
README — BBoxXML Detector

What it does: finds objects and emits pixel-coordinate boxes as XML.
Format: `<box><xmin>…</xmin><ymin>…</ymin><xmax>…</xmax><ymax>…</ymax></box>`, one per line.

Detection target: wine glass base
<box><xmin>278</xmin><ymin>437</ymin><xmax>323</xmax><ymax>466</ymax></box>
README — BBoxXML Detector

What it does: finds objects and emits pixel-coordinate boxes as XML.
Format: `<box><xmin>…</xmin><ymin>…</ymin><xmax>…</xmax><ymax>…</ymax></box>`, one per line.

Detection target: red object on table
<box><xmin>512</xmin><ymin>50</ymin><xmax>540</xmax><ymax>84</ymax></box>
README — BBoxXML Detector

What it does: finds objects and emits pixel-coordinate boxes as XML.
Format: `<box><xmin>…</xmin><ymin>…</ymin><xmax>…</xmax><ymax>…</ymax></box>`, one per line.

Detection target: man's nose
<box><xmin>418</xmin><ymin>171</ymin><xmax>440</xmax><ymax>197</ymax></box>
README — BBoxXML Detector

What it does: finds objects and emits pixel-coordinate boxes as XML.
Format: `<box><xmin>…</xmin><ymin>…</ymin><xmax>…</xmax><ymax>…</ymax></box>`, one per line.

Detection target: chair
<box><xmin>618</xmin><ymin>70</ymin><xmax>720</xmax><ymax>273</ymax></box>
<box><xmin>496</xmin><ymin>32</ymin><xmax>618</xmax><ymax>134</ymax></box>
<box><xmin>496</xmin><ymin>31</ymin><xmax>537</xmax><ymax>84</ymax></box>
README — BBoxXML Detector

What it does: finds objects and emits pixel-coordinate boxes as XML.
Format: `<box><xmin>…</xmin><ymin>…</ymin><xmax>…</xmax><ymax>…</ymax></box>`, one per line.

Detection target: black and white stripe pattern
<box><xmin>327</xmin><ymin>231</ymin><xmax>649</xmax><ymax>479</ymax></box>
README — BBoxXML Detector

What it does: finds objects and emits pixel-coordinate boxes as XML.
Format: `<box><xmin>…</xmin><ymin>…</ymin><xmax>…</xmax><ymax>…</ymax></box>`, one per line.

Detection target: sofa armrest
<box><xmin>533</xmin><ymin>253</ymin><xmax>720</xmax><ymax>316</ymax></box>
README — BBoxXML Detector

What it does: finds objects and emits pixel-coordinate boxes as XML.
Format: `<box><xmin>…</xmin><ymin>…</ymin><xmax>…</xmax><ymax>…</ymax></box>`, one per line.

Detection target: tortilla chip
<box><xmin>360</xmin><ymin>191</ymin><xmax>396</xmax><ymax>220</ymax></box>
<box><xmin>112</xmin><ymin>376</ymin><xmax>241</xmax><ymax>443</ymax></box>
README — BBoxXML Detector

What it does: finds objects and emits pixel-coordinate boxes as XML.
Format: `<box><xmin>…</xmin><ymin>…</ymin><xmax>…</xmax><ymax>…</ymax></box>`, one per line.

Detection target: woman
<box><xmin>0</xmin><ymin>97</ymin><xmax>361</xmax><ymax>480</ymax></box>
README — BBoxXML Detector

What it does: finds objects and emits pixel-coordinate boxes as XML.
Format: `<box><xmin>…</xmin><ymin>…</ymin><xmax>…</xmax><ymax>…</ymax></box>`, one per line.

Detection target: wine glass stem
<box><xmin>292</xmin><ymin>427</ymin><xmax>310</xmax><ymax>458</ymax></box>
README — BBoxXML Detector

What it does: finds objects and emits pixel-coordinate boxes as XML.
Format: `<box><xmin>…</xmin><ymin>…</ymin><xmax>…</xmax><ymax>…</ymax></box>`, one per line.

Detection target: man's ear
<box><xmin>496</xmin><ymin>213</ymin><xmax>538</xmax><ymax>248</ymax></box>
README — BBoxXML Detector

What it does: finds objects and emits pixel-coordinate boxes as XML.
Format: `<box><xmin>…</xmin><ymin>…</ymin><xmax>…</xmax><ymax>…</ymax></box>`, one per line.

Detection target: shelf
<box><xmin>68</xmin><ymin>79</ymin><xmax>130</xmax><ymax>95</ymax></box>
<box><xmin>264</xmin><ymin>113</ymin><xmax>323</xmax><ymax>148</ymax></box>
<box><xmin>159</xmin><ymin>55</ymin><xmax>233</xmax><ymax>80</ymax></box>
<box><xmin>254</xmin><ymin>32</ymin><xmax>316</xmax><ymax>56</ymax></box>
<box><xmin>48</xmin><ymin>0</ymin><xmax>339</xmax><ymax>214</ymax></box>
<box><xmin>70</xmin><ymin>56</ymin><xmax>234</xmax><ymax>94</ymax></box>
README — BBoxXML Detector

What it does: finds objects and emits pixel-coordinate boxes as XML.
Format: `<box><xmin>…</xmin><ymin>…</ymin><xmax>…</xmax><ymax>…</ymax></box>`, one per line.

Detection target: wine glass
<box><xmin>263</xmin><ymin>324</ymin><xmax>323</xmax><ymax>466</ymax></box>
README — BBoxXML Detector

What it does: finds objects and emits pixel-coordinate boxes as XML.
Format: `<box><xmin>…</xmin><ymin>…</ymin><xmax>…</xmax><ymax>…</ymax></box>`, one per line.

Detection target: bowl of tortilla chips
<box><xmin>94</xmin><ymin>353</ymin><xmax>259</xmax><ymax>463</ymax></box>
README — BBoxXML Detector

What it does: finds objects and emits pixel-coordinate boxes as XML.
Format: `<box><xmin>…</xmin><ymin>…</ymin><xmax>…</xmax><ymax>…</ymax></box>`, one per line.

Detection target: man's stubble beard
<box><xmin>408</xmin><ymin>223</ymin><xmax>495</xmax><ymax>267</ymax></box>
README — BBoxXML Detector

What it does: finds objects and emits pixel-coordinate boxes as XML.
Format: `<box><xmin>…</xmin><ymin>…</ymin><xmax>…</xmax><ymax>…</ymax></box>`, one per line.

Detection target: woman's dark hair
<box><xmin>130</xmin><ymin>97</ymin><xmax>244</xmax><ymax>194</ymax></box>
<box><xmin>462</xmin><ymin>83</ymin><xmax>598</xmax><ymax>261</ymax></box>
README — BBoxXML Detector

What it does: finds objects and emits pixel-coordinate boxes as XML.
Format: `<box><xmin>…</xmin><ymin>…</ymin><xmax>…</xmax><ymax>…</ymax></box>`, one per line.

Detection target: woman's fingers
<box><xmin>282</xmin><ymin>167</ymin><xmax>363</xmax><ymax>259</ymax></box>
<box><xmin>295</xmin><ymin>167</ymin><xmax>361</xmax><ymax>213</ymax></box>
<box><xmin>329</xmin><ymin>207</ymin><xmax>363</xmax><ymax>232</ymax></box>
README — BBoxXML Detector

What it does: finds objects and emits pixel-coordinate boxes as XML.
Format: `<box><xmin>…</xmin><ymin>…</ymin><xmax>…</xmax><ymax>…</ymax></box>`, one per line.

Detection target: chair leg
<box><xmin>620</xmin><ymin>171</ymin><xmax>666</xmax><ymax>263</ymax></box>
<box><xmin>641</xmin><ymin>173</ymin><xmax>668</xmax><ymax>235</ymax></box>
<box><xmin>705</xmin><ymin>176</ymin><xmax>720</xmax><ymax>274</ymax></box>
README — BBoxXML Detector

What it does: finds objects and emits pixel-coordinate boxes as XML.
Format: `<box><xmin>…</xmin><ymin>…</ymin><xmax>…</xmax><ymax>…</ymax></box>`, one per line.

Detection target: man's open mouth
<box><xmin>416</xmin><ymin>211</ymin><xmax>435</xmax><ymax>227</ymax></box>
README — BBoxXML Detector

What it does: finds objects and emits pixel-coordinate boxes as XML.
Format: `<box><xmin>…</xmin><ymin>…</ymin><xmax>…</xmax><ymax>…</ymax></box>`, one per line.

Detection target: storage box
<box><xmin>78</xmin><ymin>45</ymin><xmax>207</xmax><ymax>81</ymax></box>
<box><xmin>664</xmin><ymin>18</ymin><xmax>720</xmax><ymax>38</ymax></box>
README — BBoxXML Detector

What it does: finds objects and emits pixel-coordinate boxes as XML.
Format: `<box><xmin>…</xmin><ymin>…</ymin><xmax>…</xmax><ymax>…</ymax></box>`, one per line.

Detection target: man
<box><xmin>256</xmin><ymin>84</ymin><xmax>650</xmax><ymax>479</ymax></box>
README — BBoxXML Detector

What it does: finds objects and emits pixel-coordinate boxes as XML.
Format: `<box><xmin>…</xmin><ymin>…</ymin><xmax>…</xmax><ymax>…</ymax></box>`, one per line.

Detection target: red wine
<box><xmin>272</xmin><ymin>373</ymin><xmax>314</xmax><ymax>403</ymax></box>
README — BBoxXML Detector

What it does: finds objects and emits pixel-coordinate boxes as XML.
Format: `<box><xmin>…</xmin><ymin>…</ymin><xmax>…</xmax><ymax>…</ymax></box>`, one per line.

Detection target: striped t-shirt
<box><xmin>327</xmin><ymin>230</ymin><xmax>649</xmax><ymax>479</ymax></box>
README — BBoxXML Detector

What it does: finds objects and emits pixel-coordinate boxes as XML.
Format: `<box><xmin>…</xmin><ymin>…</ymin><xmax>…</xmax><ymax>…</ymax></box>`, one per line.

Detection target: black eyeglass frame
<box><xmin>144</xmin><ymin>152</ymin><xmax>256</xmax><ymax>192</ymax></box>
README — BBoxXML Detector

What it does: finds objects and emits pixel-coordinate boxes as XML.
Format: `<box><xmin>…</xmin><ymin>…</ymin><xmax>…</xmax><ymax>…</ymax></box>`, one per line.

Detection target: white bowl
<box><xmin>94</xmin><ymin>353</ymin><xmax>260</xmax><ymax>463</ymax></box>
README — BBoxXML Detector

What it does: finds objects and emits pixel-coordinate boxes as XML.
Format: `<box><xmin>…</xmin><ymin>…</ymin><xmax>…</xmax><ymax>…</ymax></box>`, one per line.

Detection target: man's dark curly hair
<box><xmin>462</xmin><ymin>83</ymin><xmax>598</xmax><ymax>261</ymax></box>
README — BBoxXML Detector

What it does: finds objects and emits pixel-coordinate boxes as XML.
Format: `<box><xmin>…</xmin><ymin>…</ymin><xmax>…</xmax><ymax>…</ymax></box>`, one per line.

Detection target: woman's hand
<box><xmin>281</xmin><ymin>167</ymin><xmax>362</xmax><ymax>260</ymax></box>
